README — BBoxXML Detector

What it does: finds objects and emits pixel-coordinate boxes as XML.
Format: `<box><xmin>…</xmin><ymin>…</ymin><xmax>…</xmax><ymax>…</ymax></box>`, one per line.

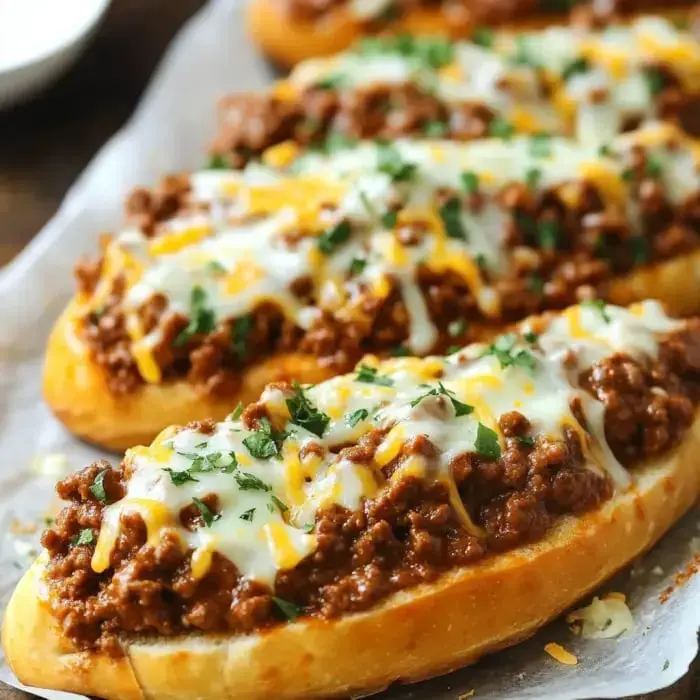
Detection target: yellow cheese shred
<box><xmin>544</xmin><ymin>642</ymin><xmax>578</xmax><ymax>666</ymax></box>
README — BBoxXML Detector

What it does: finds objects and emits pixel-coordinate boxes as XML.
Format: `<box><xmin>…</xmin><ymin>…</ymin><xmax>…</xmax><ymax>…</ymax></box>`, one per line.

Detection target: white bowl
<box><xmin>0</xmin><ymin>0</ymin><xmax>112</xmax><ymax>110</ymax></box>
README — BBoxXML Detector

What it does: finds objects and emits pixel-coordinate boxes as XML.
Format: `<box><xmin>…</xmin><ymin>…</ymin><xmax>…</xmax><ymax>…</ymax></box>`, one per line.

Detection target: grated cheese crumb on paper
<box><xmin>566</xmin><ymin>594</ymin><xmax>635</xmax><ymax>639</ymax></box>
<box><xmin>544</xmin><ymin>643</ymin><xmax>578</xmax><ymax>665</ymax></box>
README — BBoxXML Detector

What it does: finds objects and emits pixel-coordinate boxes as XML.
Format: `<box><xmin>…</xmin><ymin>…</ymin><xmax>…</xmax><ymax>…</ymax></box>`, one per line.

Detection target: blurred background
<box><xmin>0</xmin><ymin>0</ymin><xmax>205</xmax><ymax>266</ymax></box>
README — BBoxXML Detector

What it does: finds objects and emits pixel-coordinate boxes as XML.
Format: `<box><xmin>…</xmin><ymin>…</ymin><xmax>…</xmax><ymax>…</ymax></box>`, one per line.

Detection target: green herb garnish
<box><xmin>516</xmin><ymin>435</ymin><xmax>535</xmax><ymax>447</ymax></box>
<box><xmin>314</xmin><ymin>74</ymin><xmax>348</xmax><ymax>91</ymax></box>
<box><xmin>272</xmin><ymin>596</ymin><xmax>303</xmax><ymax>621</ymax></box>
<box><xmin>582</xmin><ymin>298</ymin><xmax>611</xmax><ymax>323</ymax></box>
<box><xmin>377</xmin><ymin>144</ymin><xmax>417</xmax><ymax>182</ymax></box>
<box><xmin>232</xmin><ymin>315</ymin><xmax>253</xmax><ymax>360</ymax></box>
<box><xmin>390</xmin><ymin>344</ymin><xmax>412</xmax><ymax>357</ymax></box>
<box><xmin>481</xmin><ymin>333</ymin><xmax>537</xmax><ymax>373</ymax></box>
<box><xmin>175</xmin><ymin>286</ymin><xmax>216</xmax><ymax>347</ymax></box>
<box><xmin>530</xmin><ymin>133</ymin><xmax>552</xmax><ymax>159</ymax></box>
<box><xmin>192</xmin><ymin>497</ymin><xmax>220</xmax><ymax>527</ymax></box>
<box><xmin>410</xmin><ymin>381</ymin><xmax>474</xmax><ymax>417</ymax></box>
<box><xmin>349</xmin><ymin>257</ymin><xmax>367</xmax><ymax>276</ymax></box>
<box><xmin>439</xmin><ymin>197</ymin><xmax>467</xmax><ymax>240</ymax></box>
<box><xmin>472</xmin><ymin>26</ymin><xmax>494</xmax><ymax>48</ymax></box>
<box><xmin>474</xmin><ymin>423</ymin><xmax>501</xmax><ymax>460</ymax></box>
<box><xmin>561</xmin><ymin>57</ymin><xmax>590</xmax><ymax>81</ymax></box>
<box><xmin>346</xmin><ymin>408</ymin><xmax>370</xmax><ymax>427</ymax></box>
<box><xmin>243</xmin><ymin>418</ymin><xmax>289</xmax><ymax>460</ymax></box>
<box><xmin>71</xmin><ymin>529</ymin><xmax>95</xmax><ymax>546</ymax></box>
<box><xmin>318</xmin><ymin>220</ymin><xmax>352</xmax><ymax>254</ymax></box>
<box><xmin>239</xmin><ymin>508</ymin><xmax>256</xmax><ymax>522</ymax></box>
<box><xmin>536</xmin><ymin>220</ymin><xmax>561</xmax><ymax>250</ymax></box>
<box><xmin>207</xmin><ymin>154</ymin><xmax>228</xmax><ymax>170</ymax></box>
<box><xmin>355</xmin><ymin>364</ymin><xmax>394</xmax><ymax>386</ymax></box>
<box><xmin>448</xmin><ymin>318</ymin><xmax>467</xmax><ymax>337</ymax></box>
<box><xmin>286</xmin><ymin>382</ymin><xmax>330</xmax><ymax>438</ymax></box>
<box><xmin>89</xmin><ymin>469</ymin><xmax>109</xmax><ymax>503</ymax></box>
<box><xmin>489</xmin><ymin>117</ymin><xmax>515</xmax><ymax>140</ymax></box>
<box><xmin>423</xmin><ymin>119</ymin><xmax>448</xmax><ymax>137</ymax></box>
<box><xmin>461</xmin><ymin>171</ymin><xmax>479</xmax><ymax>195</ymax></box>
<box><xmin>228</xmin><ymin>402</ymin><xmax>244</xmax><ymax>421</ymax></box>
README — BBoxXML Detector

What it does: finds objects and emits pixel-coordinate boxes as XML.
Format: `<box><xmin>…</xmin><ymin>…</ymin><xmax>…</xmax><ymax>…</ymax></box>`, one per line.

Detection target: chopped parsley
<box><xmin>349</xmin><ymin>257</ymin><xmax>367</xmax><ymax>276</ymax></box>
<box><xmin>356</xmin><ymin>35</ymin><xmax>454</xmax><ymax>69</ymax></box>
<box><xmin>472</xmin><ymin>26</ymin><xmax>494</xmax><ymax>48</ymax></box>
<box><xmin>630</xmin><ymin>236</ymin><xmax>650</xmax><ymax>264</ymax></box>
<box><xmin>205</xmin><ymin>260</ymin><xmax>227</xmax><ymax>275</ymax></box>
<box><xmin>512</xmin><ymin>34</ymin><xmax>537</xmax><ymax>67</ymax></box>
<box><xmin>481</xmin><ymin>333</ymin><xmax>537</xmax><ymax>373</ymax></box>
<box><xmin>529</xmin><ymin>133</ymin><xmax>551</xmax><ymax>159</ymax></box>
<box><xmin>346</xmin><ymin>408</ymin><xmax>370</xmax><ymax>427</ymax></box>
<box><xmin>163</xmin><ymin>450</ymin><xmax>239</xmax><ymax>486</ymax></box>
<box><xmin>377</xmin><ymin>144</ymin><xmax>417</xmax><ymax>182</ymax></box>
<box><xmin>175</xmin><ymin>286</ymin><xmax>216</xmax><ymax>347</ymax></box>
<box><xmin>461</xmin><ymin>171</ymin><xmax>479</xmax><ymax>195</ymax></box>
<box><xmin>286</xmin><ymin>382</ymin><xmax>330</xmax><ymax>438</ymax></box>
<box><xmin>598</xmin><ymin>143</ymin><xmax>612</xmax><ymax>158</ymax></box>
<box><xmin>645</xmin><ymin>153</ymin><xmax>664</xmax><ymax>179</ymax></box>
<box><xmin>381</xmin><ymin>210</ymin><xmax>398</xmax><ymax>229</ymax></box>
<box><xmin>313</xmin><ymin>74</ymin><xmax>348</xmax><ymax>91</ymax></box>
<box><xmin>516</xmin><ymin>435</ymin><xmax>535</xmax><ymax>447</ymax></box>
<box><xmin>163</xmin><ymin>467</ymin><xmax>200</xmax><ymax>486</ymax></box>
<box><xmin>71</xmin><ymin>529</ymin><xmax>95</xmax><ymax>546</ymax></box>
<box><xmin>561</xmin><ymin>56</ymin><xmax>590</xmax><ymax>81</ymax></box>
<box><xmin>582</xmin><ymin>298</ymin><xmax>611</xmax><ymax>323</ymax></box>
<box><xmin>301</xmin><ymin>522</ymin><xmax>315</xmax><ymax>533</ymax></box>
<box><xmin>474</xmin><ymin>423</ymin><xmax>501</xmax><ymax>460</ymax></box>
<box><xmin>323</xmin><ymin>132</ymin><xmax>358</xmax><ymax>153</ymax></box>
<box><xmin>231</xmin><ymin>315</ymin><xmax>253</xmax><ymax>360</ymax></box>
<box><xmin>410</xmin><ymin>382</ymin><xmax>473</xmax><ymax>417</ymax></box>
<box><xmin>355</xmin><ymin>364</ymin><xmax>394</xmax><ymax>386</ymax></box>
<box><xmin>318</xmin><ymin>220</ymin><xmax>351</xmax><ymax>254</ymax></box>
<box><xmin>643</xmin><ymin>66</ymin><xmax>665</xmax><ymax>97</ymax></box>
<box><xmin>239</xmin><ymin>508</ymin><xmax>256</xmax><ymax>522</ymax></box>
<box><xmin>525</xmin><ymin>167</ymin><xmax>542</xmax><ymax>190</ymax></box>
<box><xmin>489</xmin><ymin>117</ymin><xmax>514</xmax><ymax>140</ymax></box>
<box><xmin>439</xmin><ymin>197</ymin><xmax>467</xmax><ymax>241</ymax></box>
<box><xmin>43</xmin><ymin>517</ymin><xmax>54</xmax><ymax>527</ymax></box>
<box><xmin>422</xmin><ymin>119</ymin><xmax>448</xmax><ymax>137</ymax></box>
<box><xmin>523</xmin><ymin>330</ymin><xmax>539</xmax><ymax>344</ymax></box>
<box><xmin>243</xmin><ymin>418</ymin><xmax>289</xmax><ymax>460</ymax></box>
<box><xmin>536</xmin><ymin>220</ymin><xmax>561</xmax><ymax>250</ymax></box>
<box><xmin>192</xmin><ymin>497</ymin><xmax>220</xmax><ymax>528</ymax></box>
<box><xmin>662</xmin><ymin>659</ymin><xmax>670</xmax><ymax>671</ymax></box>
<box><xmin>234</xmin><ymin>471</ymin><xmax>272</xmax><ymax>492</ymax></box>
<box><xmin>89</xmin><ymin>469</ymin><xmax>109</xmax><ymax>503</ymax></box>
<box><xmin>272</xmin><ymin>596</ymin><xmax>303</xmax><ymax>621</ymax></box>
<box><xmin>270</xmin><ymin>495</ymin><xmax>289</xmax><ymax>513</ymax></box>
<box><xmin>390</xmin><ymin>343</ymin><xmax>412</xmax><ymax>357</ymax></box>
<box><xmin>228</xmin><ymin>402</ymin><xmax>244</xmax><ymax>421</ymax></box>
<box><xmin>207</xmin><ymin>154</ymin><xmax>228</xmax><ymax>170</ymax></box>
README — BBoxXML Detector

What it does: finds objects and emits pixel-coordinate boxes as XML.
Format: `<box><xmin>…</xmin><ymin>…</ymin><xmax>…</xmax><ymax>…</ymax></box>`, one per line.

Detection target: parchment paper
<box><xmin>0</xmin><ymin>1</ymin><xmax>697</xmax><ymax>698</ymax></box>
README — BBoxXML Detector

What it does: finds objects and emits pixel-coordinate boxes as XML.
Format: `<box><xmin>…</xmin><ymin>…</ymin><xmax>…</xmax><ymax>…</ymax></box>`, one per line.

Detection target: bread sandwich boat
<box><xmin>217</xmin><ymin>11</ymin><xmax>700</xmax><ymax>166</ymax></box>
<box><xmin>246</xmin><ymin>0</ymin><xmax>698</xmax><ymax>68</ymax></box>
<box><xmin>7</xmin><ymin>299</ymin><xmax>700</xmax><ymax>699</ymax></box>
<box><xmin>45</xmin><ymin>123</ymin><xmax>700</xmax><ymax>450</ymax></box>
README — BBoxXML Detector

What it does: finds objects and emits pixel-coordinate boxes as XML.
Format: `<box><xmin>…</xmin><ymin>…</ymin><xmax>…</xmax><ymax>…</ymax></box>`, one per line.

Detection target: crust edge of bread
<box><xmin>44</xmin><ymin>249</ymin><xmax>700</xmax><ymax>451</ymax></box>
<box><xmin>5</xmin><ymin>413</ymin><xmax>700</xmax><ymax>700</ymax></box>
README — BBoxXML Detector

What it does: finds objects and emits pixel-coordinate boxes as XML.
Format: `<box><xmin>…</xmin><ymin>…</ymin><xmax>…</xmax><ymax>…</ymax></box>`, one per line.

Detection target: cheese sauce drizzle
<box><xmin>92</xmin><ymin>301</ymin><xmax>681</xmax><ymax>587</ymax></box>
<box><xmin>80</xmin><ymin>124</ymin><xmax>700</xmax><ymax>384</ymax></box>
<box><xmin>284</xmin><ymin>16</ymin><xmax>700</xmax><ymax>144</ymax></box>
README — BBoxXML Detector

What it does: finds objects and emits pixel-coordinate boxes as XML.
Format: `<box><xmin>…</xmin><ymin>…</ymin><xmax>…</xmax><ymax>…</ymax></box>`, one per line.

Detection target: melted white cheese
<box><xmin>91</xmin><ymin>301</ymin><xmax>683</xmax><ymax>588</ymax></box>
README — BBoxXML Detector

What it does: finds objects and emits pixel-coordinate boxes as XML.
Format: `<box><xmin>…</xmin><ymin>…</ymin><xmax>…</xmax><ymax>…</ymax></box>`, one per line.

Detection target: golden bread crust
<box><xmin>44</xmin><ymin>249</ymin><xmax>700</xmax><ymax>451</ymax></box>
<box><xmin>5</xmin><ymin>415</ymin><xmax>700</xmax><ymax>699</ymax></box>
<box><xmin>42</xmin><ymin>304</ymin><xmax>337</xmax><ymax>451</ymax></box>
<box><xmin>246</xmin><ymin>2</ymin><xmax>691</xmax><ymax>67</ymax></box>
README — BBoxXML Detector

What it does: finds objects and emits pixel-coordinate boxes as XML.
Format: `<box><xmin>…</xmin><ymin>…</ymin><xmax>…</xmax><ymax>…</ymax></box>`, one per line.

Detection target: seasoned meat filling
<box><xmin>42</xmin><ymin>325</ymin><xmax>700</xmax><ymax>654</ymax></box>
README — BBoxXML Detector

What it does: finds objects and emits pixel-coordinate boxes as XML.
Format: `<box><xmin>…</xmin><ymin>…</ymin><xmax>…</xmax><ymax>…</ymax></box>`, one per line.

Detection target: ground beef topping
<box><xmin>212</xmin><ymin>14</ymin><xmax>700</xmax><ymax>165</ymax></box>
<box><xmin>42</xmin><ymin>307</ymin><xmax>700</xmax><ymax>653</ymax></box>
<box><xmin>76</xmin><ymin>126</ymin><xmax>700</xmax><ymax>396</ymax></box>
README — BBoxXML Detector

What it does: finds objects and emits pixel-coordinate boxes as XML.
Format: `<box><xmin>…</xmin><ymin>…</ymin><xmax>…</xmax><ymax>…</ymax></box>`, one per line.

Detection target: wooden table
<box><xmin>0</xmin><ymin>1</ymin><xmax>696</xmax><ymax>698</ymax></box>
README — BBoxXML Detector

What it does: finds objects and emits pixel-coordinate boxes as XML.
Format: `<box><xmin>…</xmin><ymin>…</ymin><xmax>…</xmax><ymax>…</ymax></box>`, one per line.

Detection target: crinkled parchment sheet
<box><xmin>0</xmin><ymin>1</ymin><xmax>698</xmax><ymax>698</ymax></box>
